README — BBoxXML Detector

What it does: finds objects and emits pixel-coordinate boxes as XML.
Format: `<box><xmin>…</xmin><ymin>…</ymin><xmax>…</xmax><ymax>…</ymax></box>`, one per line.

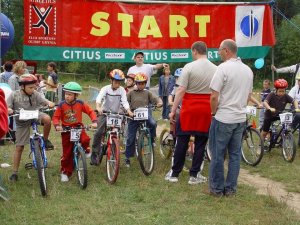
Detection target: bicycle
<box><xmin>264</xmin><ymin>110</ymin><xmax>296</xmax><ymax>162</ymax></box>
<box><xmin>241</xmin><ymin>106</ymin><xmax>264</xmax><ymax>167</ymax></box>
<box><xmin>134</xmin><ymin>107</ymin><xmax>156</xmax><ymax>176</ymax></box>
<box><xmin>13</xmin><ymin>108</ymin><xmax>53</xmax><ymax>197</ymax></box>
<box><xmin>97</xmin><ymin>111</ymin><xmax>127</xmax><ymax>184</ymax></box>
<box><xmin>60</xmin><ymin>125</ymin><xmax>93</xmax><ymax>189</ymax></box>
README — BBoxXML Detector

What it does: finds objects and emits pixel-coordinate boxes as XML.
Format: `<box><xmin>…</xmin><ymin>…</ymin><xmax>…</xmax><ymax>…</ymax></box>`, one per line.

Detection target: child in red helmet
<box><xmin>261</xmin><ymin>79</ymin><xmax>300</xmax><ymax>139</ymax></box>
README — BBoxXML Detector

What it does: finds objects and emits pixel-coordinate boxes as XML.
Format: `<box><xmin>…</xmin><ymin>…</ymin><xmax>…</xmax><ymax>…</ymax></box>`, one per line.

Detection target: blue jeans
<box><xmin>125</xmin><ymin>116</ymin><xmax>157</xmax><ymax>159</ymax></box>
<box><xmin>162</xmin><ymin>96</ymin><xmax>170</xmax><ymax>119</ymax></box>
<box><xmin>209</xmin><ymin>118</ymin><xmax>245</xmax><ymax>194</ymax></box>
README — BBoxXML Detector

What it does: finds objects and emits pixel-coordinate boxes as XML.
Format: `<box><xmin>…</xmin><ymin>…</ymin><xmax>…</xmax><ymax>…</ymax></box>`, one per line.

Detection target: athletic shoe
<box><xmin>85</xmin><ymin>152</ymin><xmax>92</xmax><ymax>159</ymax></box>
<box><xmin>60</xmin><ymin>173</ymin><xmax>69</xmax><ymax>182</ymax></box>
<box><xmin>9</xmin><ymin>173</ymin><xmax>18</xmax><ymax>182</ymax></box>
<box><xmin>197</xmin><ymin>173</ymin><xmax>208</xmax><ymax>182</ymax></box>
<box><xmin>45</xmin><ymin>139</ymin><xmax>54</xmax><ymax>150</ymax></box>
<box><xmin>164</xmin><ymin>169</ymin><xmax>173</xmax><ymax>181</ymax></box>
<box><xmin>188</xmin><ymin>176</ymin><xmax>206</xmax><ymax>185</ymax></box>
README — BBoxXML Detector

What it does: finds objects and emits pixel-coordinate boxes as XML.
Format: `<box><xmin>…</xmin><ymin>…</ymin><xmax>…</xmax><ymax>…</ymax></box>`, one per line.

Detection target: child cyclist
<box><xmin>90</xmin><ymin>69</ymin><xmax>133</xmax><ymax>165</ymax></box>
<box><xmin>261</xmin><ymin>79</ymin><xmax>300</xmax><ymax>140</ymax></box>
<box><xmin>125</xmin><ymin>73</ymin><xmax>162</xmax><ymax>167</ymax></box>
<box><xmin>125</xmin><ymin>73</ymin><xmax>136</xmax><ymax>93</ymax></box>
<box><xmin>7</xmin><ymin>74</ymin><xmax>55</xmax><ymax>181</ymax></box>
<box><xmin>52</xmin><ymin>82</ymin><xmax>97</xmax><ymax>182</ymax></box>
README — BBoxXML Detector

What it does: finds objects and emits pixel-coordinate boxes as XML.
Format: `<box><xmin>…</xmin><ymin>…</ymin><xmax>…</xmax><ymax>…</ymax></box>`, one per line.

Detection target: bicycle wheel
<box><xmin>137</xmin><ymin>131</ymin><xmax>154</xmax><ymax>176</ymax></box>
<box><xmin>33</xmin><ymin>139</ymin><xmax>47</xmax><ymax>196</ymax></box>
<box><xmin>106</xmin><ymin>137</ymin><xmax>120</xmax><ymax>184</ymax></box>
<box><xmin>241</xmin><ymin>127</ymin><xmax>264</xmax><ymax>166</ymax></box>
<box><xmin>74</xmin><ymin>146</ymin><xmax>88</xmax><ymax>189</ymax></box>
<box><xmin>282</xmin><ymin>132</ymin><xmax>296</xmax><ymax>162</ymax></box>
<box><xmin>205</xmin><ymin>141</ymin><xmax>212</xmax><ymax>162</ymax></box>
<box><xmin>159</xmin><ymin>128</ymin><xmax>174</xmax><ymax>159</ymax></box>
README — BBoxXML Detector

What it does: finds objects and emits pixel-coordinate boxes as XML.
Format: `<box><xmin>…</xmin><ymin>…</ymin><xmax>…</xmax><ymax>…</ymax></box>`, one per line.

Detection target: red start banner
<box><xmin>23</xmin><ymin>0</ymin><xmax>276</xmax><ymax>62</ymax></box>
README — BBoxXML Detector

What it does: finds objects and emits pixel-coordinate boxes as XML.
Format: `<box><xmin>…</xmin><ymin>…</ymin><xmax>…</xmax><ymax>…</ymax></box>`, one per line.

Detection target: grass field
<box><xmin>0</xmin><ymin>90</ymin><xmax>300</xmax><ymax>225</ymax></box>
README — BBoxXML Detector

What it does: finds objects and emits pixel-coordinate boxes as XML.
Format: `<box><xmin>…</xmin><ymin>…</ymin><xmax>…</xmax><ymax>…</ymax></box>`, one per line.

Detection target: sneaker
<box><xmin>90</xmin><ymin>152</ymin><xmax>99</xmax><ymax>165</ymax></box>
<box><xmin>85</xmin><ymin>152</ymin><xmax>92</xmax><ymax>159</ymax></box>
<box><xmin>44</xmin><ymin>139</ymin><xmax>54</xmax><ymax>150</ymax></box>
<box><xmin>188</xmin><ymin>176</ymin><xmax>206</xmax><ymax>185</ymax></box>
<box><xmin>61</xmin><ymin>173</ymin><xmax>69</xmax><ymax>182</ymax></box>
<box><xmin>125</xmin><ymin>158</ymin><xmax>131</xmax><ymax>168</ymax></box>
<box><xmin>164</xmin><ymin>169</ymin><xmax>173</xmax><ymax>181</ymax></box>
<box><xmin>197</xmin><ymin>173</ymin><xmax>208</xmax><ymax>182</ymax></box>
<box><xmin>167</xmin><ymin>176</ymin><xmax>178</xmax><ymax>183</ymax></box>
<box><xmin>9</xmin><ymin>173</ymin><xmax>18</xmax><ymax>182</ymax></box>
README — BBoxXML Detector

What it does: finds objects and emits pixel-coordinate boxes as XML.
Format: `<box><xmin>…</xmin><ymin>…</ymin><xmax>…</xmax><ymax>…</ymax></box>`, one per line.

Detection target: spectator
<box><xmin>271</xmin><ymin>63</ymin><xmax>300</xmax><ymax>86</ymax></box>
<box><xmin>158</xmin><ymin>65</ymin><xmax>175</xmax><ymax>120</ymax></box>
<box><xmin>259</xmin><ymin>79</ymin><xmax>271</xmax><ymax>129</ymax></box>
<box><xmin>8</xmin><ymin>61</ymin><xmax>27</xmax><ymax>91</ymax></box>
<box><xmin>165</xmin><ymin>41</ymin><xmax>217</xmax><ymax>185</ymax></box>
<box><xmin>209</xmin><ymin>39</ymin><xmax>253</xmax><ymax>197</ymax></box>
<box><xmin>0</xmin><ymin>61</ymin><xmax>13</xmax><ymax>84</ymax></box>
<box><xmin>45</xmin><ymin>62</ymin><xmax>58</xmax><ymax>103</ymax></box>
<box><xmin>127</xmin><ymin>51</ymin><xmax>168</xmax><ymax>89</ymax></box>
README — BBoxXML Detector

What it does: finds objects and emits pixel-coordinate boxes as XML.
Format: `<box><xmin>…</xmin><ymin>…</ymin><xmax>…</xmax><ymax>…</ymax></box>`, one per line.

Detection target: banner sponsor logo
<box><xmin>235</xmin><ymin>6</ymin><xmax>265</xmax><ymax>47</ymax></box>
<box><xmin>105</xmin><ymin>53</ymin><xmax>125</xmax><ymax>59</ymax></box>
<box><xmin>171</xmin><ymin>53</ymin><xmax>189</xmax><ymax>59</ymax></box>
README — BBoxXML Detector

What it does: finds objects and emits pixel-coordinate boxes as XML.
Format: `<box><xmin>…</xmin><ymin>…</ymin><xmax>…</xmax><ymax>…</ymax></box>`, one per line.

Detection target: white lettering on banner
<box><xmin>134</xmin><ymin>52</ymin><xmax>167</xmax><ymax>61</ymax></box>
<box><xmin>207</xmin><ymin>50</ymin><xmax>219</xmax><ymax>60</ymax></box>
<box><xmin>63</xmin><ymin>50</ymin><xmax>101</xmax><ymax>60</ymax></box>
<box><xmin>105</xmin><ymin>53</ymin><xmax>125</xmax><ymax>59</ymax></box>
<box><xmin>171</xmin><ymin>53</ymin><xmax>189</xmax><ymax>59</ymax></box>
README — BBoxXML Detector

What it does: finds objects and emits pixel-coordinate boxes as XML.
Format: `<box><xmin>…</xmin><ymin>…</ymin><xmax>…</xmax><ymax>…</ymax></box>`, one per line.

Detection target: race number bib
<box><xmin>106</xmin><ymin>115</ymin><xmax>122</xmax><ymax>128</ymax></box>
<box><xmin>70</xmin><ymin>129</ymin><xmax>82</xmax><ymax>142</ymax></box>
<box><xmin>19</xmin><ymin>109</ymin><xmax>39</xmax><ymax>121</ymax></box>
<box><xmin>134</xmin><ymin>108</ymin><xmax>148</xmax><ymax>120</ymax></box>
<box><xmin>246</xmin><ymin>106</ymin><xmax>257</xmax><ymax>116</ymax></box>
<box><xmin>279</xmin><ymin>113</ymin><xmax>293</xmax><ymax>124</ymax></box>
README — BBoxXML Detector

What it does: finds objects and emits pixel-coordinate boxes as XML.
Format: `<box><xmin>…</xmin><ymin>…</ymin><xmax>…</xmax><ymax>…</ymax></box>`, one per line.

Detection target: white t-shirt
<box><xmin>288</xmin><ymin>85</ymin><xmax>300</xmax><ymax>104</ymax></box>
<box><xmin>276</xmin><ymin>64</ymin><xmax>300</xmax><ymax>86</ymax></box>
<box><xmin>177</xmin><ymin>58</ymin><xmax>217</xmax><ymax>94</ymax></box>
<box><xmin>127</xmin><ymin>64</ymin><xmax>157</xmax><ymax>88</ymax></box>
<box><xmin>210</xmin><ymin>57</ymin><xmax>253</xmax><ymax>123</ymax></box>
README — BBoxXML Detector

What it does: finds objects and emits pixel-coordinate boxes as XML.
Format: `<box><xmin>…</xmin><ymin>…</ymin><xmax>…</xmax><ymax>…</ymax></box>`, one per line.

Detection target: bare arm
<box><xmin>210</xmin><ymin>90</ymin><xmax>219</xmax><ymax>115</ymax></box>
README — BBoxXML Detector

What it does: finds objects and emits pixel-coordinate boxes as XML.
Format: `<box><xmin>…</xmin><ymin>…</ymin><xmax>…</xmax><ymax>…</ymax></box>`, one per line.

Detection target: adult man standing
<box><xmin>166</xmin><ymin>41</ymin><xmax>217</xmax><ymax>184</ymax></box>
<box><xmin>127</xmin><ymin>52</ymin><xmax>168</xmax><ymax>89</ymax></box>
<box><xmin>209</xmin><ymin>39</ymin><xmax>253</xmax><ymax>197</ymax></box>
<box><xmin>271</xmin><ymin>63</ymin><xmax>300</xmax><ymax>86</ymax></box>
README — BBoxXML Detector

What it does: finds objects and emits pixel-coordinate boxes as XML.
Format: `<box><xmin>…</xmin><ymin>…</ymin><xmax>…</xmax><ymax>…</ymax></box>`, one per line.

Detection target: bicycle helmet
<box><xmin>174</xmin><ymin>68</ymin><xmax>183</xmax><ymax>77</ymax></box>
<box><xmin>126</xmin><ymin>73</ymin><xmax>136</xmax><ymax>80</ymax></box>
<box><xmin>109</xmin><ymin>69</ymin><xmax>125</xmax><ymax>81</ymax></box>
<box><xmin>63</xmin><ymin>81</ymin><xmax>82</xmax><ymax>94</ymax></box>
<box><xmin>134</xmin><ymin>72</ymin><xmax>148</xmax><ymax>83</ymax></box>
<box><xmin>274</xmin><ymin>79</ymin><xmax>288</xmax><ymax>89</ymax></box>
<box><xmin>18</xmin><ymin>74</ymin><xmax>38</xmax><ymax>85</ymax></box>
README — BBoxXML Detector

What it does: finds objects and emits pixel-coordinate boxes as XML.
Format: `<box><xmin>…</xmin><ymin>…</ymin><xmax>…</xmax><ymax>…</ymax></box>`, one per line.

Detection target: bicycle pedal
<box><xmin>25</xmin><ymin>163</ymin><xmax>33</xmax><ymax>170</ymax></box>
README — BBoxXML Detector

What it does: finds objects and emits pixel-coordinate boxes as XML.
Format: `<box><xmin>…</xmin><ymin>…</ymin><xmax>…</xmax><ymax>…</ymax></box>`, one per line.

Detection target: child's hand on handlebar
<box><xmin>269</xmin><ymin>108</ymin><xmax>276</xmax><ymax>113</ymax></box>
<box><xmin>55</xmin><ymin>125</ymin><xmax>63</xmax><ymax>132</ymax></box>
<box><xmin>127</xmin><ymin>110</ymin><xmax>134</xmax><ymax>117</ymax></box>
<box><xmin>156</xmin><ymin>103</ymin><xmax>163</xmax><ymax>108</ymax></box>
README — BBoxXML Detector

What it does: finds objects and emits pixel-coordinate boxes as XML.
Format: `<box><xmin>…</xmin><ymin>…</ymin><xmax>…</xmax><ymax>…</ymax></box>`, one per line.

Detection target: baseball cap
<box><xmin>134</xmin><ymin>51</ymin><xmax>144</xmax><ymax>58</ymax></box>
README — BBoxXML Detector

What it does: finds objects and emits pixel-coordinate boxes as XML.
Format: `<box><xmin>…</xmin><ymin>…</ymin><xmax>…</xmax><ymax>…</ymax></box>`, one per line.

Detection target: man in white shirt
<box><xmin>127</xmin><ymin>52</ymin><xmax>168</xmax><ymax>89</ymax></box>
<box><xmin>209</xmin><ymin>39</ymin><xmax>253</xmax><ymax>197</ymax></box>
<box><xmin>272</xmin><ymin>63</ymin><xmax>300</xmax><ymax>86</ymax></box>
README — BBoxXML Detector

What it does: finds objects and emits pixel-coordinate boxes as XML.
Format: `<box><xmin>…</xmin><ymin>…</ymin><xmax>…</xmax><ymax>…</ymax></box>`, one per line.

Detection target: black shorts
<box><xmin>262</xmin><ymin>116</ymin><xmax>279</xmax><ymax>132</ymax></box>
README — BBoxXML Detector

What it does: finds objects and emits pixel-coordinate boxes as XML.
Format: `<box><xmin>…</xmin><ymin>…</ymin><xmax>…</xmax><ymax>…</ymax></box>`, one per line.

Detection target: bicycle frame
<box><xmin>29</xmin><ymin>121</ymin><xmax>48</xmax><ymax>169</ymax></box>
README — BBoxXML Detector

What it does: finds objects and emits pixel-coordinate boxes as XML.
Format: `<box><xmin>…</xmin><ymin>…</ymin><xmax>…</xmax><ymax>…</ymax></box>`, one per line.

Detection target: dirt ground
<box><xmin>157</xmin><ymin>124</ymin><xmax>300</xmax><ymax>215</ymax></box>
